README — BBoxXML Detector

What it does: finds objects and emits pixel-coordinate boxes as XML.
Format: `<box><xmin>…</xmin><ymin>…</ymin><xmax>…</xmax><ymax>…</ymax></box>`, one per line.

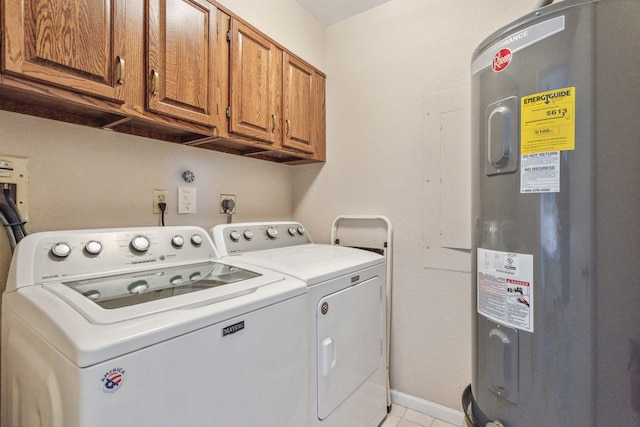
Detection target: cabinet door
<box><xmin>147</xmin><ymin>0</ymin><xmax>218</xmax><ymax>126</ymax></box>
<box><xmin>283</xmin><ymin>53</ymin><xmax>317</xmax><ymax>155</ymax></box>
<box><xmin>2</xmin><ymin>0</ymin><xmax>126</xmax><ymax>102</ymax></box>
<box><xmin>229</xmin><ymin>20</ymin><xmax>281</xmax><ymax>144</ymax></box>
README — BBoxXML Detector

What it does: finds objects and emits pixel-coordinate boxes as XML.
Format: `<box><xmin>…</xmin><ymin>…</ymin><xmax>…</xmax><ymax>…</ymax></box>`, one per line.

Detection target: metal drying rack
<box><xmin>331</xmin><ymin>215</ymin><xmax>394</xmax><ymax>412</ymax></box>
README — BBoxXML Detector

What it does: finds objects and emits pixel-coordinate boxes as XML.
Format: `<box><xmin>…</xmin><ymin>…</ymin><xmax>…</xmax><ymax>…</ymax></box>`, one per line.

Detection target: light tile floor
<box><xmin>378</xmin><ymin>404</ymin><xmax>465</xmax><ymax>427</ymax></box>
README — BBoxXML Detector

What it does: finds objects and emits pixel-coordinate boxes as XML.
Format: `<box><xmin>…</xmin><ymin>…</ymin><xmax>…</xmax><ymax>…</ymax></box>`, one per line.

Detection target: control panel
<box><xmin>24</xmin><ymin>226</ymin><xmax>216</xmax><ymax>284</ymax></box>
<box><xmin>211</xmin><ymin>222</ymin><xmax>313</xmax><ymax>256</ymax></box>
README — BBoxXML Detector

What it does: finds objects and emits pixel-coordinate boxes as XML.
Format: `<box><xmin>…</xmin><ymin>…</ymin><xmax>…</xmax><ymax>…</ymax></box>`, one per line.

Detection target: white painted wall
<box><xmin>0</xmin><ymin>111</ymin><xmax>296</xmax><ymax>286</ymax></box>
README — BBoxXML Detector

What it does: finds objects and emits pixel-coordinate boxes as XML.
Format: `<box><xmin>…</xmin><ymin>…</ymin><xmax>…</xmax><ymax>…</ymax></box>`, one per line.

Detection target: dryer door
<box><xmin>316</xmin><ymin>276</ymin><xmax>383</xmax><ymax>420</ymax></box>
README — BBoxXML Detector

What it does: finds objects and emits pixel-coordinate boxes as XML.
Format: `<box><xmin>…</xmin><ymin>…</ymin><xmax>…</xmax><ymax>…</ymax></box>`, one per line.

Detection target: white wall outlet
<box><xmin>178</xmin><ymin>187</ymin><xmax>197</xmax><ymax>214</ymax></box>
<box><xmin>153</xmin><ymin>189</ymin><xmax>168</xmax><ymax>214</ymax></box>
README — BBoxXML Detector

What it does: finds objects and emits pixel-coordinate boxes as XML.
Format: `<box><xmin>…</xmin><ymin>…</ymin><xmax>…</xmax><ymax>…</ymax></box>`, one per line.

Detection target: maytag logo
<box><xmin>351</xmin><ymin>275</ymin><xmax>360</xmax><ymax>283</ymax></box>
<box><xmin>222</xmin><ymin>321</ymin><xmax>245</xmax><ymax>336</ymax></box>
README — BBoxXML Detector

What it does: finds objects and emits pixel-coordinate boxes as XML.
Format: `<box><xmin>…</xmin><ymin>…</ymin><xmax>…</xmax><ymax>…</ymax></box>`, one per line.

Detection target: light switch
<box><xmin>178</xmin><ymin>187</ymin><xmax>197</xmax><ymax>214</ymax></box>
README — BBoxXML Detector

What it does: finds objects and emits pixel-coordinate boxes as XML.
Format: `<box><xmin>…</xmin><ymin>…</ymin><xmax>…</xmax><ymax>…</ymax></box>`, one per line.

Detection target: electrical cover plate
<box><xmin>178</xmin><ymin>187</ymin><xmax>197</xmax><ymax>214</ymax></box>
<box><xmin>0</xmin><ymin>154</ymin><xmax>29</xmax><ymax>220</ymax></box>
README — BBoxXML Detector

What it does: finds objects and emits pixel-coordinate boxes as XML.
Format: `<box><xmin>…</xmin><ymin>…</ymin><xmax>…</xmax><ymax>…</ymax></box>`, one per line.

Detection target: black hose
<box><xmin>3</xmin><ymin>186</ymin><xmax>27</xmax><ymax>238</ymax></box>
<box><xmin>0</xmin><ymin>202</ymin><xmax>23</xmax><ymax>249</ymax></box>
<box><xmin>462</xmin><ymin>384</ymin><xmax>482</xmax><ymax>427</ymax></box>
<box><xmin>0</xmin><ymin>209</ymin><xmax>17</xmax><ymax>251</ymax></box>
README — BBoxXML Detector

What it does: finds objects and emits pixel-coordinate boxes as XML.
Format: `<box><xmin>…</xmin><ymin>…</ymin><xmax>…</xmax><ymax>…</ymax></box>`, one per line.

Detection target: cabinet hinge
<box><xmin>226</xmin><ymin>107</ymin><xmax>231</xmax><ymax>118</ymax></box>
<box><xmin>226</xmin><ymin>30</ymin><xmax>231</xmax><ymax>42</ymax></box>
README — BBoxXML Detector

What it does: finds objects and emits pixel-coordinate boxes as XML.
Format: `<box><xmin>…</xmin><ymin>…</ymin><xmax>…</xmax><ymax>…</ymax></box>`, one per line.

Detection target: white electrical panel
<box><xmin>0</xmin><ymin>154</ymin><xmax>29</xmax><ymax>220</ymax></box>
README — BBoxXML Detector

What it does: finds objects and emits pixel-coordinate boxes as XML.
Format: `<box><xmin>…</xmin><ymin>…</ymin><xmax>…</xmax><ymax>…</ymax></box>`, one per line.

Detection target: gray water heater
<box><xmin>467</xmin><ymin>0</ymin><xmax>640</xmax><ymax>425</ymax></box>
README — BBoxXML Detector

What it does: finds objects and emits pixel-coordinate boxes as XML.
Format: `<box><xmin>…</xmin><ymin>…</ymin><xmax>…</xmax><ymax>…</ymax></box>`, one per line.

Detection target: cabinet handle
<box><xmin>272</xmin><ymin>114</ymin><xmax>277</xmax><ymax>132</ymax></box>
<box><xmin>151</xmin><ymin>69</ymin><xmax>159</xmax><ymax>95</ymax></box>
<box><xmin>117</xmin><ymin>56</ymin><xmax>125</xmax><ymax>85</ymax></box>
<box><xmin>286</xmin><ymin>119</ymin><xmax>291</xmax><ymax>136</ymax></box>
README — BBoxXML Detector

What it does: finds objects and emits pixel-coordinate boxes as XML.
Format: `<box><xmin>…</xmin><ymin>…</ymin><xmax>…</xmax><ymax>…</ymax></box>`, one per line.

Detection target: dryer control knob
<box><xmin>130</xmin><ymin>235</ymin><xmax>151</xmax><ymax>253</ymax></box>
<box><xmin>84</xmin><ymin>240</ymin><xmax>103</xmax><ymax>255</ymax></box>
<box><xmin>230</xmin><ymin>231</ymin><xmax>241</xmax><ymax>242</ymax></box>
<box><xmin>172</xmin><ymin>235</ymin><xmax>185</xmax><ymax>247</ymax></box>
<box><xmin>266</xmin><ymin>227</ymin><xmax>278</xmax><ymax>239</ymax></box>
<box><xmin>243</xmin><ymin>230</ymin><xmax>254</xmax><ymax>240</ymax></box>
<box><xmin>297</xmin><ymin>226</ymin><xmax>305</xmax><ymax>235</ymax></box>
<box><xmin>191</xmin><ymin>234</ymin><xmax>203</xmax><ymax>246</ymax></box>
<box><xmin>288</xmin><ymin>227</ymin><xmax>296</xmax><ymax>236</ymax></box>
<box><xmin>51</xmin><ymin>242</ymin><xmax>72</xmax><ymax>258</ymax></box>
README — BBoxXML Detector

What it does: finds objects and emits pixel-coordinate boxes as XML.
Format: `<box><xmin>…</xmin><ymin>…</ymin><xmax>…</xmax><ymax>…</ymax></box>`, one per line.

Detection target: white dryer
<box><xmin>1</xmin><ymin>226</ymin><xmax>308</xmax><ymax>427</ymax></box>
<box><xmin>211</xmin><ymin>221</ymin><xmax>388</xmax><ymax>427</ymax></box>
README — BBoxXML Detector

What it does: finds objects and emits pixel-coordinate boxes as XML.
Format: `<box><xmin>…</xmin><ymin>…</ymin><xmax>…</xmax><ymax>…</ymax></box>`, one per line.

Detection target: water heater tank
<box><xmin>467</xmin><ymin>0</ymin><xmax>640</xmax><ymax>425</ymax></box>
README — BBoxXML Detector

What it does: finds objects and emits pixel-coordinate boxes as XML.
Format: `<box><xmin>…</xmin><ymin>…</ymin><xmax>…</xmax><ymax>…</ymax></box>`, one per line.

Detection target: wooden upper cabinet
<box><xmin>228</xmin><ymin>20</ymin><xmax>281</xmax><ymax>144</ymax></box>
<box><xmin>283</xmin><ymin>53</ymin><xmax>317</xmax><ymax>155</ymax></box>
<box><xmin>2</xmin><ymin>0</ymin><xmax>126</xmax><ymax>102</ymax></box>
<box><xmin>147</xmin><ymin>0</ymin><xmax>219</xmax><ymax>127</ymax></box>
<box><xmin>228</xmin><ymin>19</ymin><xmax>325</xmax><ymax>159</ymax></box>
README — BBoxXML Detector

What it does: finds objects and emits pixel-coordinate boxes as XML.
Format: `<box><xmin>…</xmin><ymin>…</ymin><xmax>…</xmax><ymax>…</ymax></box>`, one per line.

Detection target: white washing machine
<box><xmin>211</xmin><ymin>221</ymin><xmax>388</xmax><ymax>427</ymax></box>
<box><xmin>1</xmin><ymin>226</ymin><xmax>308</xmax><ymax>427</ymax></box>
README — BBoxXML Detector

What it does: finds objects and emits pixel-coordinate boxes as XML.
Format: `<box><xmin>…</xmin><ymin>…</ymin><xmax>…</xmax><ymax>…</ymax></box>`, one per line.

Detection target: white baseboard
<box><xmin>390</xmin><ymin>389</ymin><xmax>465</xmax><ymax>426</ymax></box>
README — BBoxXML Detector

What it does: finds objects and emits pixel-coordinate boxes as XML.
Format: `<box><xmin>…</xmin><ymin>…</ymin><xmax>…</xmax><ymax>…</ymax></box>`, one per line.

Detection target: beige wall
<box><xmin>0</xmin><ymin>111</ymin><xmax>297</xmax><ymax>287</ymax></box>
<box><xmin>1</xmin><ymin>0</ymin><xmax>541</xmax><ymax>417</ymax></box>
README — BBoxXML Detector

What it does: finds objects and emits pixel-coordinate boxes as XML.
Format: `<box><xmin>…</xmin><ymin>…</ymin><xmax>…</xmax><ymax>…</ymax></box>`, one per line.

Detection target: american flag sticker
<box><xmin>101</xmin><ymin>368</ymin><xmax>126</xmax><ymax>393</ymax></box>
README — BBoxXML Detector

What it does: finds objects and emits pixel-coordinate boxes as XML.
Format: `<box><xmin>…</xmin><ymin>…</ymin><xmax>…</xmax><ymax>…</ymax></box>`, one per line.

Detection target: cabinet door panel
<box><xmin>148</xmin><ymin>0</ymin><xmax>218</xmax><ymax>126</ymax></box>
<box><xmin>283</xmin><ymin>53</ymin><xmax>315</xmax><ymax>154</ymax></box>
<box><xmin>3</xmin><ymin>0</ymin><xmax>125</xmax><ymax>101</ymax></box>
<box><xmin>229</xmin><ymin>20</ymin><xmax>280</xmax><ymax>144</ymax></box>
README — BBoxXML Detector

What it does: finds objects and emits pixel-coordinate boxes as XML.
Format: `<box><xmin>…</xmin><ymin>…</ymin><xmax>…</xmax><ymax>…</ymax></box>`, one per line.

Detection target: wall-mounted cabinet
<box><xmin>0</xmin><ymin>0</ymin><xmax>325</xmax><ymax>164</ymax></box>
<box><xmin>226</xmin><ymin>19</ymin><xmax>325</xmax><ymax>161</ymax></box>
<box><xmin>147</xmin><ymin>0</ymin><xmax>219</xmax><ymax>127</ymax></box>
<box><xmin>3</xmin><ymin>0</ymin><xmax>127</xmax><ymax>102</ymax></box>
<box><xmin>229</xmin><ymin>20</ymin><xmax>281</xmax><ymax>144</ymax></box>
<box><xmin>283</xmin><ymin>52</ymin><xmax>324</xmax><ymax>156</ymax></box>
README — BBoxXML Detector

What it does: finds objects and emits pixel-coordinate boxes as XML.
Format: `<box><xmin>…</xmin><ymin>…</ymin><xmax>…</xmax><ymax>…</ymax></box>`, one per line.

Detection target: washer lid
<box><xmin>42</xmin><ymin>260</ymin><xmax>282</xmax><ymax>325</ymax></box>
<box><xmin>5</xmin><ymin>260</ymin><xmax>306</xmax><ymax>367</ymax></box>
<box><xmin>228</xmin><ymin>244</ymin><xmax>384</xmax><ymax>285</ymax></box>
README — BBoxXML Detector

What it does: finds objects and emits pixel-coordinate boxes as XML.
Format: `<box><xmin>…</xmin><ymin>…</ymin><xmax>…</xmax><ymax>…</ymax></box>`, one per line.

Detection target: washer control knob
<box><xmin>51</xmin><ymin>242</ymin><xmax>72</xmax><ymax>258</ymax></box>
<box><xmin>266</xmin><ymin>227</ymin><xmax>278</xmax><ymax>239</ymax></box>
<box><xmin>130</xmin><ymin>235</ymin><xmax>151</xmax><ymax>253</ymax></box>
<box><xmin>170</xmin><ymin>275</ymin><xmax>184</xmax><ymax>286</ymax></box>
<box><xmin>288</xmin><ymin>227</ymin><xmax>296</xmax><ymax>236</ymax></box>
<box><xmin>84</xmin><ymin>240</ymin><xmax>103</xmax><ymax>255</ymax></box>
<box><xmin>191</xmin><ymin>234</ymin><xmax>203</xmax><ymax>246</ymax></box>
<box><xmin>172</xmin><ymin>235</ymin><xmax>185</xmax><ymax>247</ymax></box>
<box><xmin>128</xmin><ymin>280</ymin><xmax>149</xmax><ymax>294</ymax></box>
<box><xmin>230</xmin><ymin>231</ymin><xmax>241</xmax><ymax>242</ymax></box>
<box><xmin>243</xmin><ymin>230</ymin><xmax>254</xmax><ymax>240</ymax></box>
<box><xmin>297</xmin><ymin>226</ymin><xmax>305</xmax><ymax>235</ymax></box>
<box><xmin>190</xmin><ymin>272</ymin><xmax>202</xmax><ymax>281</ymax></box>
<box><xmin>83</xmin><ymin>289</ymin><xmax>101</xmax><ymax>300</ymax></box>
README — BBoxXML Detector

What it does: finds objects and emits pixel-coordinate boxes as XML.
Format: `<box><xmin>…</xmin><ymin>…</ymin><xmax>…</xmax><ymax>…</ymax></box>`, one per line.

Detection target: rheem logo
<box><xmin>492</xmin><ymin>48</ymin><xmax>512</xmax><ymax>72</ymax></box>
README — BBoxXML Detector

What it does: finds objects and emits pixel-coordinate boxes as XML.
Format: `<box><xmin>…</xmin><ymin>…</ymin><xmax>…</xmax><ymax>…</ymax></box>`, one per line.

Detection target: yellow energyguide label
<box><xmin>521</xmin><ymin>87</ymin><xmax>575</xmax><ymax>154</ymax></box>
